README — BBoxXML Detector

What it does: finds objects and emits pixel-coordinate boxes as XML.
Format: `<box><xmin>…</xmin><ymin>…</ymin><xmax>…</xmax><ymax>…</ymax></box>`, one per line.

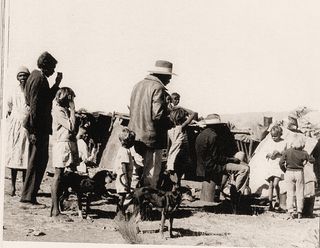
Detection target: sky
<box><xmin>3</xmin><ymin>0</ymin><xmax>320</xmax><ymax>117</ymax></box>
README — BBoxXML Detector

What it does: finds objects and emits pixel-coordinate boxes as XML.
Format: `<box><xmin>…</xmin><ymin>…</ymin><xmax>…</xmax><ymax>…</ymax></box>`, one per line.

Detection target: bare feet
<box><xmin>19</xmin><ymin>201</ymin><xmax>47</xmax><ymax>209</ymax></box>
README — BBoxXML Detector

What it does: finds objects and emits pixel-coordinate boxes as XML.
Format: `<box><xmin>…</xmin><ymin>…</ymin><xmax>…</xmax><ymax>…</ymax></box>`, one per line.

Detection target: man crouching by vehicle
<box><xmin>114</xmin><ymin>127</ymin><xmax>136</xmax><ymax>217</ymax></box>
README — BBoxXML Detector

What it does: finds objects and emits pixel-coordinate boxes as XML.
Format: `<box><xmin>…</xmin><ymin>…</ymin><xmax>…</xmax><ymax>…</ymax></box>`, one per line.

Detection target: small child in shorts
<box><xmin>51</xmin><ymin>87</ymin><xmax>79</xmax><ymax>218</ymax></box>
<box><xmin>115</xmin><ymin>127</ymin><xmax>136</xmax><ymax>216</ymax></box>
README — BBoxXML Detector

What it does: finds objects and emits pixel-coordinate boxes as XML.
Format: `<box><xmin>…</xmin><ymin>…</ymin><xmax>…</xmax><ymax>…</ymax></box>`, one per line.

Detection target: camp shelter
<box><xmin>75</xmin><ymin>111</ymin><xmax>115</xmax><ymax>165</ymax></box>
<box><xmin>87</xmin><ymin>111</ymin><xmax>114</xmax><ymax>164</ymax></box>
<box><xmin>248</xmin><ymin>127</ymin><xmax>318</xmax><ymax>197</ymax></box>
<box><xmin>98</xmin><ymin>114</ymin><xmax>130</xmax><ymax>170</ymax></box>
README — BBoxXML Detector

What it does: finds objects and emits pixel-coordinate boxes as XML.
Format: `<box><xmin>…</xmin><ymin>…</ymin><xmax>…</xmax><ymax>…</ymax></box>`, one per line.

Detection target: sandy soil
<box><xmin>2</xmin><ymin>167</ymin><xmax>320</xmax><ymax>248</ymax></box>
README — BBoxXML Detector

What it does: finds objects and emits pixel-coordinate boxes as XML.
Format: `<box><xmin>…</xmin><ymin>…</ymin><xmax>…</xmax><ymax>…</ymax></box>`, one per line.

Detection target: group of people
<box><xmin>255</xmin><ymin>124</ymin><xmax>315</xmax><ymax>219</ymax></box>
<box><xmin>5</xmin><ymin>56</ymin><xmax>198</xmax><ymax>219</ymax></box>
<box><xmin>5</xmin><ymin>54</ymin><xmax>315</xmax><ymax>221</ymax></box>
<box><xmin>116</xmin><ymin>60</ymin><xmax>251</xmax><ymax>214</ymax></box>
<box><xmin>5</xmin><ymin>52</ymin><xmax>95</xmax><ymax>219</ymax></box>
<box><xmin>114</xmin><ymin>60</ymin><xmax>198</xmax><ymax>213</ymax></box>
<box><xmin>6</xmin><ymin>52</ymin><xmax>61</xmax><ymax>206</ymax></box>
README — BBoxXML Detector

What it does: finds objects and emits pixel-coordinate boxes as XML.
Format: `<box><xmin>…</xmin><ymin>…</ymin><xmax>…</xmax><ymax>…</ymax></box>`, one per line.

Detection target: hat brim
<box><xmin>197</xmin><ymin>120</ymin><xmax>226</xmax><ymax>126</ymax></box>
<box><xmin>204</xmin><ymin>120</ymin><xmax>224</xmax><ymax>125</ymax></box>
<box><xmin>148</xmin><ymin>70</ymin><xmax>177</xmax><ymax>76</ymax></box>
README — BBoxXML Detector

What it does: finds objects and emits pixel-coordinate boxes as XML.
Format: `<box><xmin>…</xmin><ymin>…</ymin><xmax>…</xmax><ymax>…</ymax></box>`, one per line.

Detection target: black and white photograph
<box><xmin>1</xmin><ymin>1</ymin><xmax>320</xmax><ymax>247</ymax></box>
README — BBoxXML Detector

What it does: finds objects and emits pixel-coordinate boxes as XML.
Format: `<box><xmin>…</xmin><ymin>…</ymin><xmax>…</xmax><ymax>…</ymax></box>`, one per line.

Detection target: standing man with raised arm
<box><xmin>20</xmin><ymin>52</ymin><xmax>62</xmax><ymax>207</ymax></box>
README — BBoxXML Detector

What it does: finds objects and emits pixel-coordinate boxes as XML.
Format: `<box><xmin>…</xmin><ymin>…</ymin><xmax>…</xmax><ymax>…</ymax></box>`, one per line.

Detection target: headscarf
<box><xmin>16</xmin><ymin>66</ymin><xmax>30</xmax><ymax>76</ymax></box>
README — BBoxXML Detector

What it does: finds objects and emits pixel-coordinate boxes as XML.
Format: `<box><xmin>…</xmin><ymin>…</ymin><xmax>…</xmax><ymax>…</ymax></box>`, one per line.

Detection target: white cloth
<box><xmin>115</xmin><ymin>147</ymin><xmax>134</xmax><ymax>193</ymax></box>
<box><xmin>78</xmin><ymin>139</ymin><xmax>90</xmax><ymax>162</ymax></box>
<box><xmin>5</xmin><ymin>85</ymin><xmax>29</xmax><ymax>169</ymax></box>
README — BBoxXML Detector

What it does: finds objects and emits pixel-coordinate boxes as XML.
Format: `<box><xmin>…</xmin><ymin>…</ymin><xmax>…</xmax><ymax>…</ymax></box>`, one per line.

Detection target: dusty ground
<box><xmin>2</xmin><ymin>166</ymin><xmax>320</xmax><ymax>248</ymax></box>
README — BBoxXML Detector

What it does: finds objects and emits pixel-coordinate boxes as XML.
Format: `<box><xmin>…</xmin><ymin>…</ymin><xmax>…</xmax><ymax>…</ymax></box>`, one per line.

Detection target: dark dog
<box><xmin>54</xmin><ymin>170</ymin><xmax>116</xmax><ymax>218</ymax></box>
<box><xmin>119</xmin><ymin>169</ymin><xmax>178</xmax><ymax>193</ymax></box>
<box><xmin>119</xmin><ymin>169</ymin><xmax>179</xmax><ymax>219</ymax></box>
<box><xmin>124</xmin><ymin>186</ymin><xmax>182</xmax><ymax>238</ymax></box>
<box><xmin>157</xmin><ymin>170</ymin><xmax>179</xmax><ymax>192</ymax></box>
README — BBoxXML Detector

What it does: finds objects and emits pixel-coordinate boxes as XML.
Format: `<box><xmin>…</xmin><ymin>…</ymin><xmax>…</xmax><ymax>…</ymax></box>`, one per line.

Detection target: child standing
<box><xmin>167</xmin><ymin>107</ymin><xmax>197</xmax><ymax>186</ymax></box>
<box><xmin>114</xmin><ymin>127</ymin><xmax>136</xmax><ymax>216</ymax></box>
<box><xmin>265</xmin><ymin>125</ymin><xmax>287</xmax><ymax>211</ymax></box>
<box><xmin>51</xmin><ymin>87</ymin><xmax>79</xmax><ymax>218</ymax></box>
<box><xmin>279</xmin><ymin>137</ymin><xmax>315</xmax><ymax>219</ymax></box>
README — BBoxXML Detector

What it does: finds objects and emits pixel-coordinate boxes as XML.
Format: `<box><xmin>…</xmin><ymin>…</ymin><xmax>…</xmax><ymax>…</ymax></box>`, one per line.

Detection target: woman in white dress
<box><xmin>5</xmin><ymin>66</ymin><xmax>30</xmax><ymax>196</ymax></box>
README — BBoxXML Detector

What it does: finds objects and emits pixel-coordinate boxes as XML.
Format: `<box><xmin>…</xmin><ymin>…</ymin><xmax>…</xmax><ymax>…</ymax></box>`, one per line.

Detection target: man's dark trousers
<box><xmin>20</xmin><ymin>135</ymin><xmax>49</xmax><ymax>203</ymax></box>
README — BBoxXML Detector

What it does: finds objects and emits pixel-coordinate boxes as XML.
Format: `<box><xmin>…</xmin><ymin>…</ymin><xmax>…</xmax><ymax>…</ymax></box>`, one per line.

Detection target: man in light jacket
<box><xmin>128</xmin><ymin>60</ymin><xmax>176</xmax><ymax>188</ymax></box>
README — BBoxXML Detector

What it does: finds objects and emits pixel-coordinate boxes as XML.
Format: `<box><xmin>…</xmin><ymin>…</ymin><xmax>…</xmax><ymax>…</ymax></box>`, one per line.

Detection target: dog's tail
<box><xmin>119</xmin><ymin>173</ymin><xmax>143</xmax><ymax>209</ymax></box>
<box><xmin>119</xmin><ymin>173</ymin><xmax>135</xmax><ymax>193</ymax></box>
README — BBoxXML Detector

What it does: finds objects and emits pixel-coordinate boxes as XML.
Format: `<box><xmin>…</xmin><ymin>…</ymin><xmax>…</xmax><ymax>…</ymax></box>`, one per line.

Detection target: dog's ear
<box><xmin>163</xmin><ymin>170</ymin><xmax>170</xmax><ymax>176</ymax></box>
<box><xmin>109</xmin><ymin>171</ymin><xmax>117</xmax><ymax>180</ymax></box>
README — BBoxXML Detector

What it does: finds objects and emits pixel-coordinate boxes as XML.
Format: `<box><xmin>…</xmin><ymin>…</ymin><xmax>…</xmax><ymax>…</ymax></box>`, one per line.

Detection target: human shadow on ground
<box><xmin>90</xmin><ymin>197</ymin><xmax>119</xmax><ymax>206</ymax></box>
<box><xmin>37</xmin><ymin>192</ymin><xmax>51</xmax><ymax>198</ymax></box>
<box><xmin>140</xmin><ymin>209</ymin><xmax>194</xmax><ymax>221</ymax></box>
<box><xmin>87</xmin><ymin>209</ymin><xmax>117</xmax><ymax>219</ymax></box>
<box><xmin>173</xmin><ymin>228</ymin><xmax>231</xmax><ymax>238</ymax></box>
<box><xmin>186</xmin><ymin>195</ymin><xmax>267</xmax><ymax>216</ymax></box>
<box><xmin>142</xmin><ymin>227</ymin><xmax>230</xmax><ymax>238</ymax></box>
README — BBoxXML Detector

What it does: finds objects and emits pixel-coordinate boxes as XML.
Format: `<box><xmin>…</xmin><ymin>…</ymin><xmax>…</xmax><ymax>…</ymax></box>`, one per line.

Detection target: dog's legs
<box><xmin>133</xmin><ymin>205</ymin><xmax>141</xmax><ymax>234</ymax></box>
<box><xmin>54</xmin><ymin>193</ymin><xmax>66</xmax><ymax>217</ymax></box>
<box><xmin>86</xmin><ymin>195</ymin><xmax>90</xmax><ymax>218</ymax></box>
<box><xmin>77</xmin><ymin>194</ymin><xmax>84</xmax><ymax>219</ymax></box>
<box><xmin>160</xmin><ymin>209</ymin><xmax>166</xmax><ymax>238</ymax></box>
<box><xmin>169</xmin><ymin>215</ymin><xmax>174</xmax><ymax>238</ymax></box>
<box><xmin>59</xmin><ymin>197</ymin><xmax>64</xmax><ymax>213</ymax></box>
<box><xmin>59</xmin><ymin>191</ymin><xmax>68</xmax><ymax>213</ymax></box>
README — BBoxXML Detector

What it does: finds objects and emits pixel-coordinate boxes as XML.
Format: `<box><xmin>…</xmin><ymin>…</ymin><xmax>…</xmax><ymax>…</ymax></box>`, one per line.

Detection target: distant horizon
<box><xmin>78</xmin><ymin>106</ymin><xmax>293</xmax><ymax>117</ymax></box>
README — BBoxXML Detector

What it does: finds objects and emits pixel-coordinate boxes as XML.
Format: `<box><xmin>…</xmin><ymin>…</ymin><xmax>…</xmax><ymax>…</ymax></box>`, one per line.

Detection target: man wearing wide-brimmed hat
<box><xmin>128</xmin><ymin>60</ymin><xmax>176</xmax><ymax>188</ymax></box>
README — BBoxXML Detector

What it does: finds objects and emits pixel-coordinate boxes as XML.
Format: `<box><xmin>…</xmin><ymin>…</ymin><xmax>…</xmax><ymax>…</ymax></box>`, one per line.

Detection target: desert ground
<box><xmin>2</xmin><ymin>162</ymin><xmax>320</xmax><ymax>248</ymax></box>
